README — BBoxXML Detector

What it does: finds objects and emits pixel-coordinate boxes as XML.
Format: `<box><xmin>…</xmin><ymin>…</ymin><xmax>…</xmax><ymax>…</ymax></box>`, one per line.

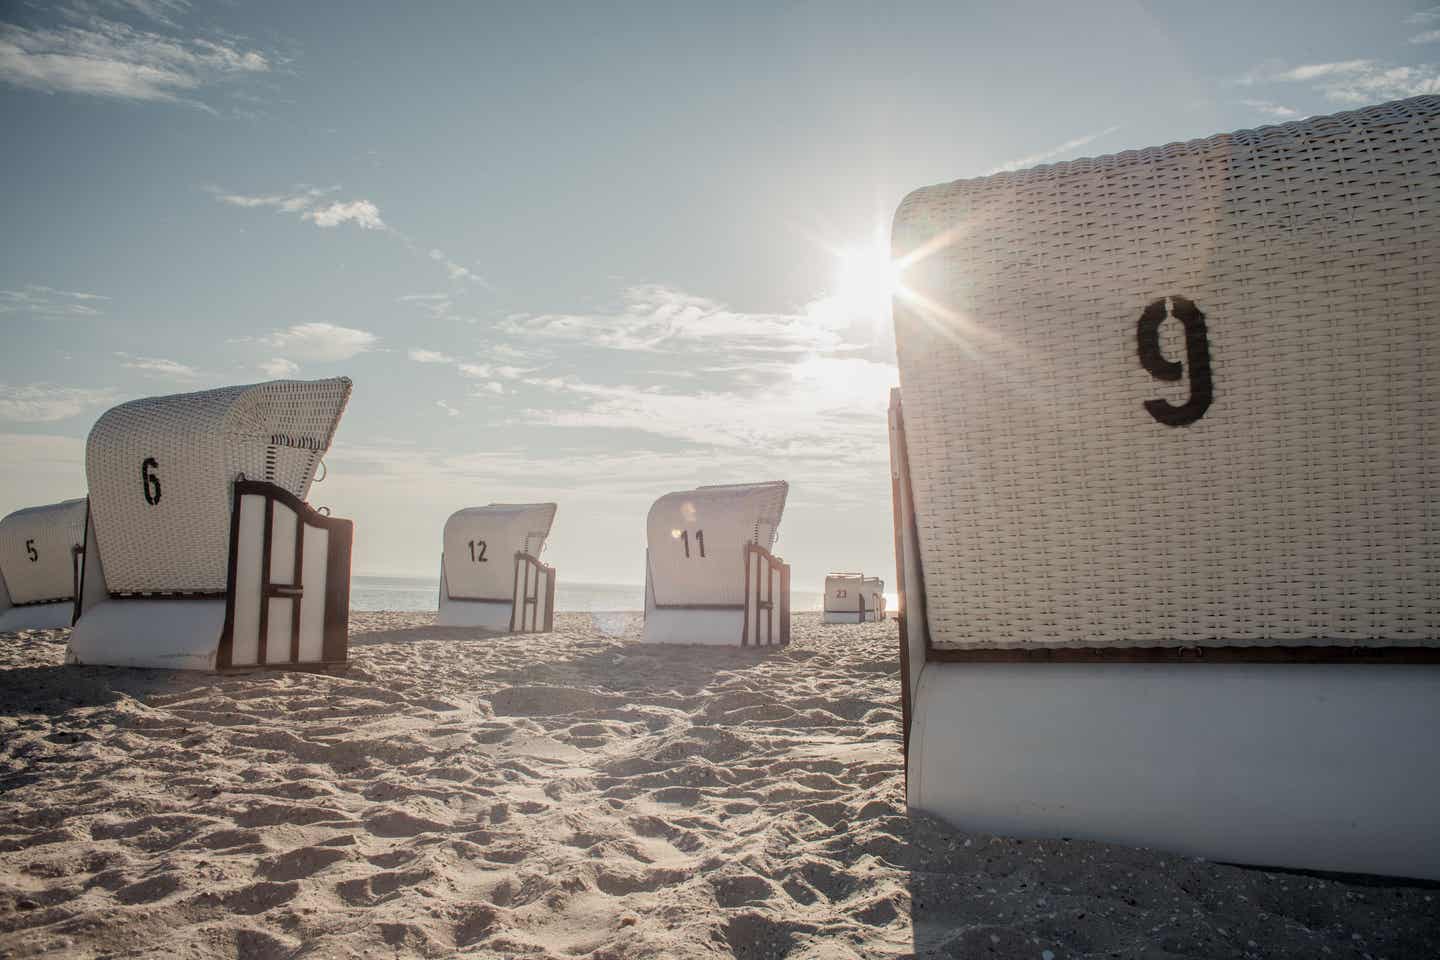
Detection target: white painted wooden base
<box><xmin>0</xmin><ymin>600</ymin><xmax>73</xmax><ymax>632</ymax></box>
<box><xmin>908</xmin><ymin>660</ymin><xmax>1440</xmax><ymax>880</ymax></box>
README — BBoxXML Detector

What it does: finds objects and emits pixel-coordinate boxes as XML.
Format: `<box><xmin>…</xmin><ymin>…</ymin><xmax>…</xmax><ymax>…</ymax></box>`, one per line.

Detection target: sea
<box><xmin>351</xmin><ymin>575</ymin><xmax>827</xmax><ymax>613</ymax></box>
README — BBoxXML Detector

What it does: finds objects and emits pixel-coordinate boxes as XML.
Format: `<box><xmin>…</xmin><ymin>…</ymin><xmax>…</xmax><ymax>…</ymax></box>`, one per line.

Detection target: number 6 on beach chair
<box><xmin>0</xmin><ymin>499</ymin><xmax>86</xmax><ymax>632</ymax></box>
<box><xmin>642</xmin><ymin>481</ymin><xmax>790</xmax><ymax>645</ymax></box>
<box><xmin>437</xmin><ymin>503</ymin><xmax>557</xmax><ymax>632</ymax></box>
<box><xmin>890</xmin><ymin>96</ymin><xmax>1440</xmax><ymax>880</ymax></box>
<box><xmin>68</xmin><ymin>378</ymin><xmax>355</xmax><ymax>671</ymax></box>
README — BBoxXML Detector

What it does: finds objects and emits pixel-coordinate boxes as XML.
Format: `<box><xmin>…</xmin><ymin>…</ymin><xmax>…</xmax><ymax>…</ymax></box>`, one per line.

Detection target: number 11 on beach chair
<box><xmin>642</xmin><ymin>481</ymin><xmax>790</xmax><ymax>646</ymax></box>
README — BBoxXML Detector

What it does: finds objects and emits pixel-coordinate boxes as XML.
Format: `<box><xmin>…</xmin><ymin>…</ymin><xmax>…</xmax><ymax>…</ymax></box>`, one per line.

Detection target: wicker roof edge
<box><xmin>894</xmin><ymin>94</ymin><xmax>1440</xmax><ymax>221</ymax></box>
<box><xmin>444</xmin><ymin>503</ymin><xmax>557</xmax><ymax>542</ymax></box>
<box><xmin>648</xmin><ymin>480</ymin><xmax>790</xmax><ymax>538</ymax></box>
<box><xmin>0</xmin><ymin>497</ymin><xmax>87</xmax><ymax>526</ymax></box>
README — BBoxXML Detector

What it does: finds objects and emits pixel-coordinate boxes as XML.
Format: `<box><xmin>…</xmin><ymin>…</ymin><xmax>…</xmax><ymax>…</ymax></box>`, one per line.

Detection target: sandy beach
<box><xmin>1</xmin><ymin>613</ymin><xmax>1436</xmax><ymax>959</ymax></box>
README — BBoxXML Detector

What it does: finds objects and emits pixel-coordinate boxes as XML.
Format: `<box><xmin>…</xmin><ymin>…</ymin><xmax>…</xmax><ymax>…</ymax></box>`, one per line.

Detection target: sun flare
<box><xmin>830</xmin><ymin>228</ymin><xmax>902</xmax><ymax>322</ymax></box>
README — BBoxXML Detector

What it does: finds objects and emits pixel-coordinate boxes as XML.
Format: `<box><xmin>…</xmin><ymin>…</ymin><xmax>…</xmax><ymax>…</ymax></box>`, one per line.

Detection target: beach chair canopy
<box><xmin>442</xmin><ymin>503</ymin><xmax>556</xmax><ymax>601</ymax></box>
<box><xmin>0</xmin><ymin>498</ymin><xmax>86</xmax><ymax>605</ymax></box>
<box><xmin>891</xmin><ymin>95</ymin><xmax>1440</xmax><ymax>651</ymax></box>
<box><xmin>646</xmin><ymin>481</ymin><xmax>787</xmax><ymax>606</ymax></box>
<box><xmin>84</xmin><ymin>378</ymin><xmax>351</xmax><ymax>596</ymax></box>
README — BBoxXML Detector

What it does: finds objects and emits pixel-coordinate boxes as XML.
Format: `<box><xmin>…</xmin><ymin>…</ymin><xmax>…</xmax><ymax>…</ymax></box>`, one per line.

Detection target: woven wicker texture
<box><xmin>443</xmin><ymin>503</ymin><xmax>557</xmax><ymax>601</ymax></box>
<box><xmin>892</xmin><ymin>95</ymin><xmax>1440</xmax><ymax>649</ymax></box>
<box><xmin>647</xmin><ymin>481</ymin><xmax>788</xmax><ymax>606</ymax></box>
<box><xmin>85</xmin><ymin>378</ymin><xmax>352</xmax><ymax>595</ymax></box>
<box><xmin>0</xmin><ymin>498</ymin><xmax>86</xmax><ymax>605</ymax></box>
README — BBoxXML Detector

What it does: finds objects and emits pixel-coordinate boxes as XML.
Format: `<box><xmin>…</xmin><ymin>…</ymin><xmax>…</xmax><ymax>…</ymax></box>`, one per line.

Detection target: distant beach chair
<box><xmin>823</xmin><ymin>572</ymin><xmax>868</xmax><ymax>624</ymax></box>
<box><xmin>68</xmin><ymin>378</ymin><xmax>355</xmax><ymax>671</ymax></box>
<box><xmin>642</xmin><ymin>481</ymin><xmax>790</xmax><ymax>645</ymax></box>
<box><xmin>890</xmin><ymin>95</ymin><xmax>1440</xmax><ymax>880</ymax></box>
<box><xmin>437</xmin><ymin>503</ymin><xmax>557</xmax><ymax>632</ymax></box>
<box><xmin>863</xmin><ymin>577</ymin><xmax>885</xmax><ymax>621</ymax></box>
<box><xmin>0</xmin><ymin>498</ymin><xmax>87</xmax><ymax>632</ymax></box>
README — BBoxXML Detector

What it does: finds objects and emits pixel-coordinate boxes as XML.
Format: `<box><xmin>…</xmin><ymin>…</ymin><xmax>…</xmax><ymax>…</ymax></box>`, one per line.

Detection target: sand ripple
<box><xmin>0</xmin><ymin>615</ymin><xmax>1436</xmax><ymax>958</ymax></box>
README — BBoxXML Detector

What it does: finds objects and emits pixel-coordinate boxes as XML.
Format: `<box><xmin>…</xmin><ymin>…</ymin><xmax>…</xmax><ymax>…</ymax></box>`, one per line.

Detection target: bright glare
<box><xmin>830</xmin><ymin>227</ymin><xmax>902</xmax><ymax>324</ymax></box>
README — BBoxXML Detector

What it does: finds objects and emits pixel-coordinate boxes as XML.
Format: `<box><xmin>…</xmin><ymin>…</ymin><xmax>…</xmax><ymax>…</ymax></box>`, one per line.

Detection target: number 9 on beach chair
<box><xmin>68</xmin><ymin>378</ymin><xmax>355</xmax><ymax>671</ymax></box>
<box><xmin>642</xmin><ymin>481</ymin><xmax>790</xmax><ymax>645</ymax></box>
<box><xmin>890</xmin><ymin>96</ymin><xmax>1440</xmax><ymax>880</ymax></box>
<box><xmin>437</xmin><ymin>503</ymin><xmax>557</xmax><ymax>632</ymax></box>
<box><xmin>0</xmin><ymin>498</ymin><xmax>86</xmax><ymax>632</ymax></box>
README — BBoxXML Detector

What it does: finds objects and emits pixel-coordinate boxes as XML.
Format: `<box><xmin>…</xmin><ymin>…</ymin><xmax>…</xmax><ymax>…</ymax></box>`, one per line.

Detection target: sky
<box><xmin>2</xmin><ymin>0</ymin><xmax>1439</xmax><ymax>589</ymax></box>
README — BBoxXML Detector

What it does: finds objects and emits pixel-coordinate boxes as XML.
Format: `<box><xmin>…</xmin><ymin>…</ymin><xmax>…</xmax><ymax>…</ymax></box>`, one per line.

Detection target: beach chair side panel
<box><xmin>218</xmin><ymin>481</ymin><xmax>351</xmax><ymax>668</ymax></box>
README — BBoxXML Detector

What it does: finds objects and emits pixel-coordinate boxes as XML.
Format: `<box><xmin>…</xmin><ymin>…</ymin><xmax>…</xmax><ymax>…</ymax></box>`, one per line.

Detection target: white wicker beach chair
<box><xmin>0</xmin><ymin>498</ymin><xmax>87</xmax><ymax>632</ymax></box>
<box><xmin>823</xmin><ymin>572</ymin><xmax>868</xmax><ymax>624</ymax></box>
<box><xmin>862</xmin><ymin>577</ymin><xmax>885</xmax><ymax>622</ymax></box>
<box><xmin>68</xmin><ymin>378</ymin><xmax>355</xmax><ymax>670</ymax></box>
<box><xmin>642</xmin><ymin>481</ymin><xmax>790</xmax><ymax>645</ymax></box>
<box><xmin>889</xmin><ymin>96</ymin><xmax>1440</xmax><ymax>879</ymax></box>
<box><xmin>437</xmin><ymin>503</ymin><xmax>557</xmax><ymax>632</ymax></box>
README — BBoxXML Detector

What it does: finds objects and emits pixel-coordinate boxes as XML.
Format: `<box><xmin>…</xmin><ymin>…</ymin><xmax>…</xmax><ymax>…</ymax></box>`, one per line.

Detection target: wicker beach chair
<box><xmin>889</xmin><ymin>96</ymin><xmax>1440</xmax><ymax>879</ymax></box>
<box><xmin>642</xmin><ymin>481</ymin><xmax>790</xmax><ymax>645</ymax></box>
<box><xmin>437</xmin><ymin>503</ymin><xmax>557</xmax><ymax>632</ymax></box>
<box><xmin>68</xmin><ymin>378</ymin><xmax>355</xmax><ymax>670</ymax></box>
<box><xmin>862</xmin><ymin>577</ymin><xmax>885</xmax><ymax>622</ymax></box>
<box><xmin>0</xmin><ymin>498</ymin><xmax>87</xmax><ymax>632</ymax></box>
<box><xmin>823</xmin><ymin>572</ymin><xmax>868</xmax><ymax>624</ymax></box>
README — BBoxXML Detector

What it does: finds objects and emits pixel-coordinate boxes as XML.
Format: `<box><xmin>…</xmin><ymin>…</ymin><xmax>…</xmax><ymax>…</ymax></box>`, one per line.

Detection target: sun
<box><xmin>829</xmin><ymin>226</ymin><xmax>902</xmax><ymax>323</ymax></box>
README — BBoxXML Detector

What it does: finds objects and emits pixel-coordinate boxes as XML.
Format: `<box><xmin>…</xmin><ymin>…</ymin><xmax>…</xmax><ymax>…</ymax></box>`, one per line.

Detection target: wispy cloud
<box><xmin>0</xmin><ymin>285</ymin><xmax>109</xmax><ymax>318</ymax></box>
<box><xmin>428</xmin><ymin>249</ymin><xmax>489</xmax><ymax>287</ymax></box>
<box><xmin>1409</xmin><ymin>6</ymin><xmax>1440</xmax><ymax>43</ymax></box>
<box><xmin>521</xmin><ymin>355</ymin><xmax>896</xmax><ymax>462</ymax></box>
<box><xmin>435</xmin><ymin>399</ymin><xmax>459</xmax><ymax>417</ymax></box>
<box><xmin>987</xmin><ymin>126</ymin><xmax>1121</xmax><ymax>174</ymax></box>
<box><xmin>409</xmin><ymin>348</ymin><xmax>456</xmax><ymax>364</ymax></box>
<box><xmin>213</xmin><ymin>187</ymin><xmax>486</xmax><ymax>289</ymax></box>
<box><xmin>504</xmin><ymin>284</ymin><xmax>851</xmax><ymax>354</ymax></box>
<box><xmin>88</xmin><ymin>0</ymin><xmax>193</xmax><ymax>30</ymax></box>
<box><xmin>258</xmin><ymin>357</ymin><xmax>299</xmax><ymax>378</ymax></box>
<box><xmin>0</xmin><ymin>383</ymin><xmax>119</xmax><ymax>422</ymax></box>
<box><xmin>239</xmin><ymin>322</ymin><xmax>378</xmax><ymax>362</ymax></box>
<box><xmin>1243</xmin><ymin>58</ymin><xmax>1440</xmax><ymax>104</ymax></box>
<box><xmin>213</xmin><ymin>186</ymin><xmax>384</xmax><ymax>230</ymax></box>
<box><xmin>307</xmin><ymin>199</ymin><xmax>384</xmax><ymax>230</ymax></box>
<box><xmin>115</xmin><ymin>351</ymin><xmax>202</xmax><ymax>381</ymax></box>
<box><xmin>0</xmin><ymin>11</ymin><xmax>270</xmax><ymax>112</ymax></box>
<box><xmin>1240</xmin><ymin>98</ymin><xmax>1300</xmax><ymax>119</ymax></box>
<box><xmin>397</xmin><ymin>293</ymin><xmax>480</xmax><ymax>325</ymax></box>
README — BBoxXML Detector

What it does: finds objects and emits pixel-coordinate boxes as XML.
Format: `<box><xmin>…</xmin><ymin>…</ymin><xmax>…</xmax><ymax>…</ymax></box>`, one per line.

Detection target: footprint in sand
<box><xmin>257</xmin><ymin>845</ymin><xmax>350</xmax><ymax>881</ymax></box>
<box><xmin>114</xmin><ymin>872</ymin><xmax>182</xmax><ymax>905</ymax></box>
<box><xmin>219</xmin><ymin>880</ymin><xmax>299</xmax><ymax>915</ymax></box>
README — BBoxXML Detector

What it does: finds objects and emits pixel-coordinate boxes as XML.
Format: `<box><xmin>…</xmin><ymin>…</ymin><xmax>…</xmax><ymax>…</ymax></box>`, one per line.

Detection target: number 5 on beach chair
<box><xmin>0</xmin><ymin>498</ymin><xmax>86</xmax><ymax>632</ymax></box>
<box><xmin>68</xmin><ymin>378</ymin><xmax>355</xmax><ymax>671</ymax></box>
